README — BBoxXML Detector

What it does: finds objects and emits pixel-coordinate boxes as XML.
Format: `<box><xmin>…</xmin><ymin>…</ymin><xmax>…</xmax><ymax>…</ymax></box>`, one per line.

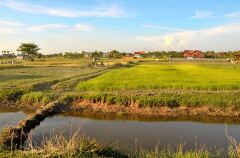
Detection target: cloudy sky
<box><xmin>1</xmin><ymin>0</ymin><xmax>240</xmax><ymax>54</ymax></box>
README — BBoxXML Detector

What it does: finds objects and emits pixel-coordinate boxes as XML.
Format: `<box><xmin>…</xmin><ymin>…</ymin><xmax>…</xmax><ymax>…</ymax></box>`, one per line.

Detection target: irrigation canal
<box><xmin>1</xmin><ymin>109</ymin><xmax>240</xmax><ymax>153</ymax></box>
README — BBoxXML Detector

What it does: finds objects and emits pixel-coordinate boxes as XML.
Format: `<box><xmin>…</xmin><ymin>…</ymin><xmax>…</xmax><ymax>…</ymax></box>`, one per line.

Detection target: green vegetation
<box><xmin>72</xmin><ymin>91</ymin><xmax>240</xmax><ymax>109</ymax></box>
<box><xmin>0</xmin><ymin>57</ymin><xmax>111</xmax><ymax>108</ymax></box>
<box><xmin>2</xmin><ymin>61</ymin><xmax>239</xmax><ymax>108</ymax></box>
<box><xmin>76</xmin><ymin>63</ymin><xmax>240</xmax><ymax>108</ymax></box>
<box><xmin>20</xmin><ymin>92</ymin><xmax>52</xmax><ymax>107</ymax></box>
<box><xmin>0</xmin><ymin>66</ymin><xmax>101</xmax><ymax>90</ymax></box>
<box><xmin>0</xmin><ymin>89</ymin><xmax>25</xmax><ymax>102</ymax></box>
<box><xmin>1</xmin><ymin>59</ymin><xmax>240</xmax><ymax>157</ymax></box>
<box><xmin>17</xmin><ymin>43</ymin><xmax>41</xmax><ymax>57</ymax></box>
<box><xmin>77</xmin><ymin>63</ymin><xmax>240</xmax><ymax>91</ymax></box>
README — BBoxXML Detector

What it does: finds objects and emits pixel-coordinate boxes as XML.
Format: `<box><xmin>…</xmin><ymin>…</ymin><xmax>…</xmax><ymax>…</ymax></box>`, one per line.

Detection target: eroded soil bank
<box><xmin>72</xmin><ymin>99</ymin><xmax>240</xmax><ymax>118</ymax></box>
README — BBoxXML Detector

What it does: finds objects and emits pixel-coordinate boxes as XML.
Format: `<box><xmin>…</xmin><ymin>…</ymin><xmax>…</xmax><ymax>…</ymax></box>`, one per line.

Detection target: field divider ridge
<box><xmin>0</xmin><ymin>99</ymin><xmax>71</xmax><ymax>150</ymax></box>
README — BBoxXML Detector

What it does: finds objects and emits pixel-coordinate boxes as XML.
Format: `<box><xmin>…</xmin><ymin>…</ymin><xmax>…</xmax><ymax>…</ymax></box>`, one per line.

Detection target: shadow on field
<box><xmin>0</xmin><ymin>74</ymin><xmax>45</xmax><ymax>81</ymax></box>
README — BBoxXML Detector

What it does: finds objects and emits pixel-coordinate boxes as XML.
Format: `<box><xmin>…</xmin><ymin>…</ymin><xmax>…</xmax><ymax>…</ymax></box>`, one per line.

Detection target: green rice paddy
<box><xmin>77</xmin><ymin>63</ymin><xmax>240</xmax><ymax>91</ymax></box>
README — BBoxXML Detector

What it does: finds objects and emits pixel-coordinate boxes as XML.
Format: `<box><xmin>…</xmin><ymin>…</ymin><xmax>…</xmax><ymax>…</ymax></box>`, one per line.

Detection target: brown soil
<box><xmin>72</xmin><ymin>99</ymin><xmax>240</xmax><ymax>118</ymax></box>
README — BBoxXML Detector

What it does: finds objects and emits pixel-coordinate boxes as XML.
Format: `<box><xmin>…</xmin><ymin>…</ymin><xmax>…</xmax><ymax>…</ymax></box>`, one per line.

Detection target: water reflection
<box><xmin>1</xmin><ymin>109</ymin><xmax>240</xmax><ymax>154</ymax></box>
<box><xmin>63</xmin><ymin>111</ymin><xmax>240</xmax><ymax>124</ymax></box>
<box><xmin>29</xmin><ymin>111</ymin><xmax>240</xmax><ymax>153</ymax></box>
<box><xmin>0</xmin><ymin>110</ymin><xmax>27</xmax><ymax>132</ymax></box>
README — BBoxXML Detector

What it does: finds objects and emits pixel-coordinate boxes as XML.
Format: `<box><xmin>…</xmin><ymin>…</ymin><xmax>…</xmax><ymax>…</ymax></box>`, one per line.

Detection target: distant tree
<box><xmin>168</xmin><ymin>51</ymin><xmax>182</xmax><ymax>58</ymax></box>
<box><xmin>17</xmin><ymin>43</ymin><xmax>40</xmax><ymax>57</ymax></box>
<box><xmin>234</xmin><ymin>51</ymin><xmax>240</xmax><ymax>61</ymax></box>
<box><xmin>204</xmin><ymin>51</ymin><xmax>216</xmax><ymax>58</ymax></box>
<box><xmin>91</xmin><ymin>51</ymin><xmax>103</xmax><ymax>59</ymax></box>
<box><xmin>36</xmin><ymin>53</ymin><xmax>44</xmax><ymax>59</ymax></box>
<box><xmin>64</xmin><ymin>52</ymin><xmax>84</xmax><ymax>58</ymax></box>
<box><xmin>45</xmin><ymin>53</ymin><xmax>64</xmax><ymax>58</ymax></box>
<box><xmin>1</xmin><ymin>50</ymin><xmax>16</xmax><ymax>59</ymax></box>
<box><xmin>109</xmin><ymin>50</ymin><xmax>121</xmax><ymax>59</ymax></box>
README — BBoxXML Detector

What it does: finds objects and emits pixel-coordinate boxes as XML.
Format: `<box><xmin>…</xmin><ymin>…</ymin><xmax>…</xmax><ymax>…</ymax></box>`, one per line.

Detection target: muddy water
<box><xmin>1</xmin><ymin>110</ymin><xmax>240</xmax><ymax>153</ymax></box>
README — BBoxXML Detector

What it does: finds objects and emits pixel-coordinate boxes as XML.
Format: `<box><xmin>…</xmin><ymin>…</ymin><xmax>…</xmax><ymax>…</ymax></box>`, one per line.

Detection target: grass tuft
<box><xmin>20</xmin><ymin>92</ymin><xmax>52</xmax><ymax>107</ymax></box>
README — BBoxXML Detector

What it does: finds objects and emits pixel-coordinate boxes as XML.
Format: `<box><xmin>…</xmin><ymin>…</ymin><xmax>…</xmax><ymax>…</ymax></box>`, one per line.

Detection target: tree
<box><xmin>17</xmin><ymin>43</ymin><xmax>40</xmax><ymax>56</ymax></box>
<box><xmin>91</xmin><ymin>51</ymin><xmax>103</xmax><ymax>59</ymax></box>
<box><xmin>109</xmin><ymin>50</ymin><xmax>121</xmax><ymax>59</ymax></box>
<box><xmin>1</xmin><ymin>50</ymin><xmax>16</xmax><ymax>59</ymax></box>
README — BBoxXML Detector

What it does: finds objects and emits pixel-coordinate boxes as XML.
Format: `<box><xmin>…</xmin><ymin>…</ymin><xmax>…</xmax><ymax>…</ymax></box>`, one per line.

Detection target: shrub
<box><xmin>112</xmin><ymin>62</ymin><xmax>123</xmax><ymax>68</ymax></box>
<box><xmin>127</xmin><ymin>61</ymin><xmax>135</xmax><ymax>65</ymax></box>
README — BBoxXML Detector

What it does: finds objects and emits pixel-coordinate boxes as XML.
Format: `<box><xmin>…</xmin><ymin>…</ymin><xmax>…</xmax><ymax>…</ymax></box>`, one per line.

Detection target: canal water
<box><xmin>1</xmin><ymin>110</ymin><xmax>240</xmax><ymax>153</ymax></box>
<box><xmin>0</xmin><ymin>110</ymin><xmax>26</xmax><ymax>132</ymax></box>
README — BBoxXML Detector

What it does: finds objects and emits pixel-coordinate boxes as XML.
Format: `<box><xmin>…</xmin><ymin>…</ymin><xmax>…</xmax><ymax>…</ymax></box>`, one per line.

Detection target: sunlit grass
<box><xmin>0</xmin><ymin>66</ymin><xmax>104</xmax><ymax>91</ymax></box>
<box><xmin>0</xmin><ymin>131</ymin><xmax>239</xmax><ymax>158</ymax></box>
<box><xmin>77</xmin><ymin>63</ymin><xmax>240</xmax><ymax>91</ymax></box>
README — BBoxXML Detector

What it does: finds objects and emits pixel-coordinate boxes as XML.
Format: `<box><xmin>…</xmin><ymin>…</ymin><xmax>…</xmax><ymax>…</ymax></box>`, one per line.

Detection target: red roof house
<box><xmin>182</xmin><ymin>50</ymin><xmax>204</xmax><ymax>59</ymax></box>
<box><xmin>134</xmin><ymin>51</ymin><xmax>145</xmax><ymax>58</ymax></box>
<box><xmin>122</xmin><ymin>53</ymin><xmax>134</xmax><ymax>59</ymax></box>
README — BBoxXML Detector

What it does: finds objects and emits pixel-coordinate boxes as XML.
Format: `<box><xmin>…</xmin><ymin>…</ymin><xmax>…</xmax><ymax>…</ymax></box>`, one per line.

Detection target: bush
<box><xmin>127</xmin><ymin>61</ymin><xmax>135</xmax><ymax>65</ymax></box>
<box><xmin>112</xmin><ymin>62</ymin><xmax>123</xmax><ymax>68</ymax></box>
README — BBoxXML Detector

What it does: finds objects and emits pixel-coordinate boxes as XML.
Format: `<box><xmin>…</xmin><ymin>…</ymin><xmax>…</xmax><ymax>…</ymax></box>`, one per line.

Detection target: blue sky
<box><xmin>1</xmin><ymin>0</ymin><xmax>240</xmax><ymax>54</ymax></box>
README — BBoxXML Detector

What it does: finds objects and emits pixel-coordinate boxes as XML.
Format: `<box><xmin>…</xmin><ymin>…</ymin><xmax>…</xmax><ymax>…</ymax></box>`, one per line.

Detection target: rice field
<box><xmin>0</xmin><ymin>58</ymin><xmax>111</xmax><ymax>107</ymax></box>
<box><xmin>77</xmin><ymin>63</ymin><xmax>240</xmax><ymax>91</ymax></box>
<box><xmin>0</xmin><ymin>57</ymin><xmax>104</xmax><ymax>91</ymax></box>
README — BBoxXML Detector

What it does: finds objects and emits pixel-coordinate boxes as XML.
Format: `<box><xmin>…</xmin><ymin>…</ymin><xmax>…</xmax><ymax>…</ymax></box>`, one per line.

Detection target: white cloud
<box><xmin>192</xmin><ymin>11</ymin><xmax>212</xmax><ymax>19</ymax></box>
<box><xmin>75</xmin><ymin>24</ymin><xmax>96</xmax><ymax>31</ymax></box>
<box><xmin>137</xmin><ymin>23</ymin><xmax>240</xmax><ymax>51</ymax></box>
<box><xmin>0</xmin><ymin>19</ymin><xmax>24</xmax><ymax>34</ymax></box>
<box><xmin>0</xmin><ymin>20</ymin><xmax>24</xmax><ymax>26</ymax></box>
<box><xmin>27</xmin><ymin>24</ymin><xmax>68</xmax><ymax>32</ymax></box>
<box><xmin>163</xmin><ymin>35</ymin><xmax>176</xmax><ymax>46</ymax></box>
<box><xmin>225</xmin><ymin>12</ymin><xmax>240</xmax><ymax>18</ymax></box>
<box><xmin>0</xmin><ymin>0</ymin><xmax>124</xmax><ymax>18</ymax></box>
<box><xmin>142</xmin><ymin>24</ymin><xmax>185</xmax><ymax>32</ymax></box>
<box><xmin>0</xmin><ymin>28</ymin><xmax>17</xmax><ymax>34</ymax></box>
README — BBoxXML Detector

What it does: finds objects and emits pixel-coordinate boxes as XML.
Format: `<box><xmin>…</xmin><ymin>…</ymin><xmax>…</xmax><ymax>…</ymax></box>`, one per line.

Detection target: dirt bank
<box><xmin>72</xmin><ymin>99</ymin><xmax>240</xmax><ymax>118</ymax></box>
<box><xmin>0</xmin><ymin>100</ymin><xmax>65</xmax><ymax>149</ymax></box>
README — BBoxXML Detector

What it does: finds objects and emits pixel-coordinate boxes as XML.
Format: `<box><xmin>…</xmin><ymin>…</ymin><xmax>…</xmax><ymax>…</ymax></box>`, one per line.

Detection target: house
<box><xmin>217</xmin><ymin>52</ymin><xmax>227</xmax><ymax>58</ymax></box>
<box><xmin>126</xmin><ymin>53</ymin><xmax>134</xmax><ymax>57</ymax></box>
<box><xmin>122</xmin><ymin>53</ymin><xmax>134</xmax><ymax>59</ymax></box>
<box><xmin>134</xmin><ymin>51</ymin><xmax>145</xmax><ymax>58</ymax></box>
<box><xmin>182</xmin><ymin>50</ymin><xmax>204</xmax><ymax>59</ymax></box>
